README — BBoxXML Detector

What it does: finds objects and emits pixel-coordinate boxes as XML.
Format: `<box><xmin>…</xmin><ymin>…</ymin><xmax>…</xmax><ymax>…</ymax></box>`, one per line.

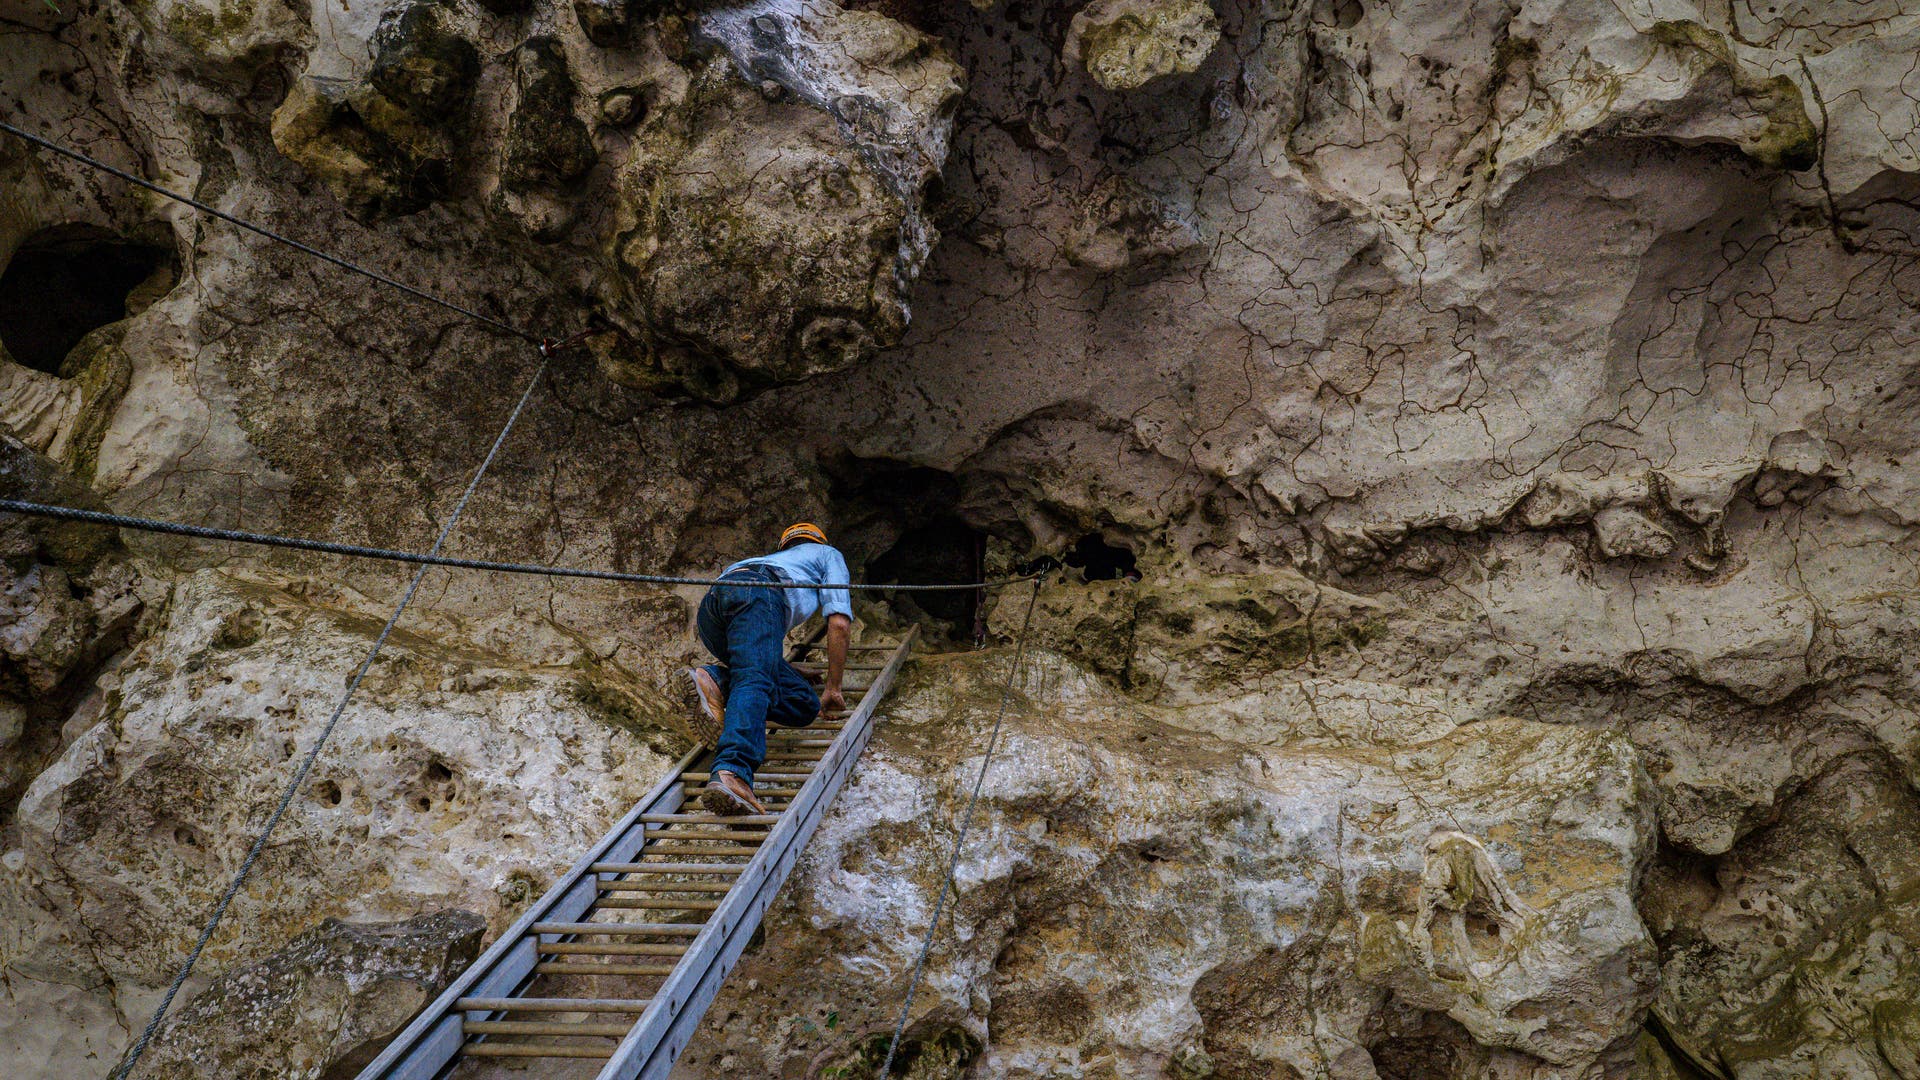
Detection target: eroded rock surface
<box><xmin>1065</xmin><ymin>0</ymin><xmax>1222</xmax><ymax>91</ymax></box>
<box><xmin>4</xmin><ymin>0</ymin><xmax>1920</xmax><ymax>1076</ymax></box>
<box><xmin>666</xmin><ymin>651</ymin><xmax>1658</xmax><ymax>1079</ymax></box>
<box><xmin>0</xmin><ymin>434</ymin><xmax>141</xmax><ymax>824</ymax></box>
<box><xmin>0</xmin><ymin>568</ymin><xmax>677</xmax><ymax>1070</ymax></box>
<box><xmin>128</xmin><ymin>911</ymin><xmax>485</xmax><ymax>1080</ymax></box>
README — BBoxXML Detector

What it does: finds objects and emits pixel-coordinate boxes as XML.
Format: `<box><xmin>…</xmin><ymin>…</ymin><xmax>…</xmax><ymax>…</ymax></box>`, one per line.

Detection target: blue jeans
<box><xmin>696</xmin><ymin>567</ymin><xmax>819</xmax><ymax>786</ymax></box>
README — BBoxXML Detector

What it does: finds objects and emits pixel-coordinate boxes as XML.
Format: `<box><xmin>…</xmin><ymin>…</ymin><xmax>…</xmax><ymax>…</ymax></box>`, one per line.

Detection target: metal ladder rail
<box><xmin>352</xmin><ymin>628</ymin><xmax>914</xmax><ymax>1079</ymax></box>
<box><xmin>599</xmin><ymin>626</ymin><xmax>917</xmax><ymax>1080</ymax></box>
<box><xmin>353</xmin><ymin>737</ymin><xmax>702</xmax><ymax>1078</ymax></box>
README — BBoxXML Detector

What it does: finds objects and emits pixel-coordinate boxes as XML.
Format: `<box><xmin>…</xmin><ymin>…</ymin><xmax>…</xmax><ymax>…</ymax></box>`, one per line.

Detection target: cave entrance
<box><xmin>1063</xmin><ymin>533</ymin><xmax>1139</xmax><ymax>582</ymax></box>
<box><xmin>0</xmin><ymin>226</ymin><xmax>172</xmax><ymax>375</ymax></box>
<box><xmin>869</xmin><ymin>519</ymin><xmax>983</xmax><ymax>629</ymax></box>
<box><xmin>826</xmin><ymin>459</ymin><xmax>988</xmax><ymax>640</ymax></box>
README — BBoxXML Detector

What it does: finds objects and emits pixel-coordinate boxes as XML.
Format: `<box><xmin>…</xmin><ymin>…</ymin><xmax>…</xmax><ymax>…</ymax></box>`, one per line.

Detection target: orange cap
<box><xmin>780</xmin><ymin>522</ymin><xmax>828</xmax><ymax>548</ymax></box>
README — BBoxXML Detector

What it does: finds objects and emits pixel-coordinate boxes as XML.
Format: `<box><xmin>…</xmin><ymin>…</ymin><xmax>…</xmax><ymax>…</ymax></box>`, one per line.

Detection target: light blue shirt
<box><xmin>725</xmin><ymin>543</ymin><xmax>854</xmax><ymax>631</ymax></box>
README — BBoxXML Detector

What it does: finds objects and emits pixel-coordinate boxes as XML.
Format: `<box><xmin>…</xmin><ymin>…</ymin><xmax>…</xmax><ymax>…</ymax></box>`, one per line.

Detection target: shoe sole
<box><xmin>701</xmin><ymin>781</ymin><xmax>762</xmax><ymax>816</ymax></box>
<box><xmin>686</xmin><ymin>668</ymin><xmax>724</xmax><ymax>749</ymax></box>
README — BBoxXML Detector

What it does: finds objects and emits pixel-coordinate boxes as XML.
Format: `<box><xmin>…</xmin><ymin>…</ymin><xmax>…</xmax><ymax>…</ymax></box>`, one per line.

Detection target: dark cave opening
<box><xmin>869</xmin><ymin>519</ymin><xmax>984</xmax><ymax>629</ymax></box>
<box><xmin>0</xmin><ymin>226</ymin><xmax>172</xmax><ymax>375</ymax></box>
<box><xmin>827</xmin><ymin>458</ymin><xmax>988</xmax><ymax>639</ymax></box>
<box><xmin>1063</xmin><ymin>533</ymin><xmax>1139</xmax><ymax>582</ymax></box>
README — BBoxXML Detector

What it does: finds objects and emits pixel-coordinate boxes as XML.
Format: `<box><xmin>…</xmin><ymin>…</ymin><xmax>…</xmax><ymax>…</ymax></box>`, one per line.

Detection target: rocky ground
<box><xmin>3</xmin><ymin>0</ymin><xmax>1920</xmax><ymax>1077</ymax></box>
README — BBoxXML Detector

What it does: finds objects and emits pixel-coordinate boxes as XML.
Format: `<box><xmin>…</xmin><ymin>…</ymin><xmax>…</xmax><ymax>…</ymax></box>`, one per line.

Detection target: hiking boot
<box><xmin>686</xmin><ymin>667</ymin><xmax>725</xmax><ymax>749</ymax></box>
<box><xmin>701</xmin><ymin>770</ymin><xmax>766</xmax><ymax>816</ymax></box>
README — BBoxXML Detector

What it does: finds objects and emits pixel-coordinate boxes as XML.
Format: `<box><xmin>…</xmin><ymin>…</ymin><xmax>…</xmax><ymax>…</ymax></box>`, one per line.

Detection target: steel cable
<box><xmin>108</xmin><ymin>354</ymin><xmax>550</xmax><ymax>1080</ymax></box>
<box><xmin>878</xmin><ymin>575</ymin><xmax>1045</xmax><ymax>1075</ymax></box>
<box><xmin>0</xmin><ymin>500</ymin><xmax>1044</xmax><ymax>592</ymax></box>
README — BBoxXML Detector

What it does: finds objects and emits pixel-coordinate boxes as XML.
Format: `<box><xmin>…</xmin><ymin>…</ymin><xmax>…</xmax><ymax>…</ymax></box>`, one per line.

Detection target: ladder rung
<box><xmin>594</xmin><ymin>898</ymin><xmax>721</xmax><ymax>911</ymax></box>
<box><xmin>462</xmin><ymin>1042</ymin><xmax>614</xmax><ymax>1059</ymax></box>
<box><xmin>640</xmin><ymin>813</ymin><xmax>780</xmax><ymax>825</ymax></box>
<box><xmin>367</xmin><ymin>632</ymin><xmax>910</xmax><ymax>1080</ymax></box>
<box><xmin>531</xmin><ymin>923</ymin><xmax>703</xmax><ymax>936</ymax></box>
<box><xmin>534</xmin><ymin>961</ymin><xmax>679</xmax><ymax>976</ymax></box>
<box><xmin>590</xmin><ymin>862</ymin><xmax>744</xmax><ymax>874</ymax></box>
<box><xmin>464</xmin><ymin>1020</ymin><xmax>632</xmax><ymax>1037</ymax></box>
<box><xmin>459</xmin><ymin>996</ymin><xmax>652</xmax><ymax>1012</ymax></box>
<box><xmin>538</xmin><ymin>941</ymin><xmax>689</xmax><ymax>957</ymax></box>
<box><xmin>645</xmin><ymin>828</ymin><xmax>767</xmax><ymax>842</ymax></box>
<box><xmin>596</xmin><ymin>880</ymin><xmax>731</xmax><ymax>893</ymax></box>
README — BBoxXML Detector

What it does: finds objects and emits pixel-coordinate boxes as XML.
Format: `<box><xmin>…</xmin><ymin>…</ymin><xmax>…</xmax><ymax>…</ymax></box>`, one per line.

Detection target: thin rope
<box><xmin>0</xmin><ymin>120</ymin><xmax>541</xmax><ymax>344</ymax></box>
<box><xmin>0</xmin><ymin>500</ymin><xmax>1044</xmax><ymax>593</ymax></box>
<box><xmin>878</xmin><ymin>576</ymin><xmax>1044</xmax><ymax>1075</ymax></box>
<box><xmin>109</xmin><ymin>354</ymin><xmax>550</xmax><ymax>1080</ymax></box>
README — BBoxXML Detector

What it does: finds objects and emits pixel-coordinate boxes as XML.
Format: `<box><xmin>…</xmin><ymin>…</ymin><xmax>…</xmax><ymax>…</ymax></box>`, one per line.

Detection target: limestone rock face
<box><xmin>271</xmin><ymin>1</ymin><xmax>480</xmax><ymax>218</ymax></box>
<box><xmin>0</xmin><ymin>434</ymin><xmax>141</xmax><ymax>821</ymax></box>
<box><xmin>614</xmin><ymin>0</ymin><xmax>966</xmax><ymax>392</ymax></box>
<box><xmin>669</xmin><ymin>651</ymin><xmax>1658</xmax><ymax>1079</ymax></box>
<box><xmin>0</xmin><ymin>568</ymin><xmax>677</xmax><ymax>1066</ymax></box>
<box><xmin>127</xmin><ymin>911</ymin><xmax>486</xmax><ymax>1080</ymax></box>
<box><xmin>6</xmin><ymin>0</ymin><xmax>1920</xmax><ymax>1076</ymax></box>
<box><xmin>1064</xmin><ymin>176</ymin><xmax>1203</xmax><ymax>271</ymax></box>
<box><xmin>1647</xmin><ymin>756</ymin><xmax>1920</xmax><ymax>1079</ymax></box>
<box><xmin>265</xmin><ymin>0</ymin><xmax>961</xmax><ymax>394</ymax></box>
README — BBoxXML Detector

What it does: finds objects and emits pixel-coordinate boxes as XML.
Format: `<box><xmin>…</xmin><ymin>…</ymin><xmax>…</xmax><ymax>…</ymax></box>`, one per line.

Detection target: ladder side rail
<box><xmin>599</xmin><ymin>626</ymin><xmax>917</xmax><ymax>1080</ymax></box>
<box><xmin>357</xmin><ymin>744</ymin><xmax>704</xmax><ymax>1080</ymax></box>
<box><xmin>463</xmin><ymin>787</ymin><xmax>695</xmax><ymax>1056</ymax></box>
<box><xmin>628</xmin><ymin>666</ymin><xmax>895</xmax><ymax>1080</ymax></box>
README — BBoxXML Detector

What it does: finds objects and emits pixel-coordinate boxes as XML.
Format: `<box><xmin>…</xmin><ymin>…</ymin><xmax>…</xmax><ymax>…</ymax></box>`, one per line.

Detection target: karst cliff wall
<box><xmin>3</xmin><ymin>0</ymin><xmax>1920</xmax><ymax>1077</ymax></box>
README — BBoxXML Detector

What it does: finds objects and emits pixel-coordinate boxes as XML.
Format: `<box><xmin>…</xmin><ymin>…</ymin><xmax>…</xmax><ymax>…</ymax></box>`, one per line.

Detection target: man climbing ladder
<box><xmin>688</xmin><ymin>522</ymin><xmax>853</xmax><ymax>815</ymax></box>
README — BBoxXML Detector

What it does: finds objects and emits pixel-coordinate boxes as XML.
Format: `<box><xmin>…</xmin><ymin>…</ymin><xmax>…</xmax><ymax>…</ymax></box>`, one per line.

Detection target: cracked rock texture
<box><xmin>128</xmin><ymin>911</ymin><xmax>486</xmax><ymax>1080</ymax></box>
<box><xmin>665</xmin><ymin>652</ymin><xmax>1660</xmax><ymax>1080</ymax></box>
<box><xmin>3</xmin><ymin>0</ymin><xmax>1920</xmax><ymax>1077</ymax></box>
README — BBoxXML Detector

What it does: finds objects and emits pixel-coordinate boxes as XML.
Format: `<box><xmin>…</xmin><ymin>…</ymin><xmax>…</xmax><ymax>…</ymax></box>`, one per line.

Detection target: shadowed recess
<box><xmin>0</xmin><ymin>226</ymin><xmax>171</xmax><ymax>375</ymax></box>
<box><xmin>1064</xmin><ymin>533</ymin><xmax>1138</xmax><ymax>582</ymax></box>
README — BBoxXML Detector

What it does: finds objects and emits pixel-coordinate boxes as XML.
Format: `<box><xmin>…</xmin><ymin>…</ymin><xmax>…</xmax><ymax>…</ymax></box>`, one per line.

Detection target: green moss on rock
<box><xmin>1648</xmin><ymin>20</ymin><xmax>1819</xmax><ymax>172</ymax></box>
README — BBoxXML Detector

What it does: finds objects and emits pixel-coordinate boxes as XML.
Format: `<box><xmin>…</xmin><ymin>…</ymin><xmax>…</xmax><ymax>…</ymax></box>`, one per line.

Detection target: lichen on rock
<box><xmin>1065</xmin><ymin>0</ymin><xmax>1222</xmax><ymax>91</ymax></box>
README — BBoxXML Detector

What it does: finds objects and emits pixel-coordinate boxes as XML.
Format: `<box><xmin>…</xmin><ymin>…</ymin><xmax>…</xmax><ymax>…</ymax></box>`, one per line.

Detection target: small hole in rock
<box><xmin>314</xmin><ymin>779</ymin><xmax>343</xmax><ymax>806</ymax></box>
<box><xmin>1063</xmin><ymin>534</ymin><xmax>1139</xmax><ymax>582</ymax></box>
<box><xmin>415</xmin><ymin>795</ymin><xmax>433</xmax><ymax>812</ymax></box>
<box><xmin>0</xmin><ymin>225</ymin><xmax>172</xmax><ymax>374</ymax></box>
<box><xmin>424</xmin><ymin>760</ymin><xmax>454</xmax><ymax>784</ymax></box>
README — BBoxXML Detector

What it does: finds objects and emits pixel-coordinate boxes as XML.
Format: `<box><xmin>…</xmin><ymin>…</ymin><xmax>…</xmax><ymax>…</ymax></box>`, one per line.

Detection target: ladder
<box><xmin>355</xmin><ymin>627</ymin><xmax>917</xmax><ymax>1079</ymax></box>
